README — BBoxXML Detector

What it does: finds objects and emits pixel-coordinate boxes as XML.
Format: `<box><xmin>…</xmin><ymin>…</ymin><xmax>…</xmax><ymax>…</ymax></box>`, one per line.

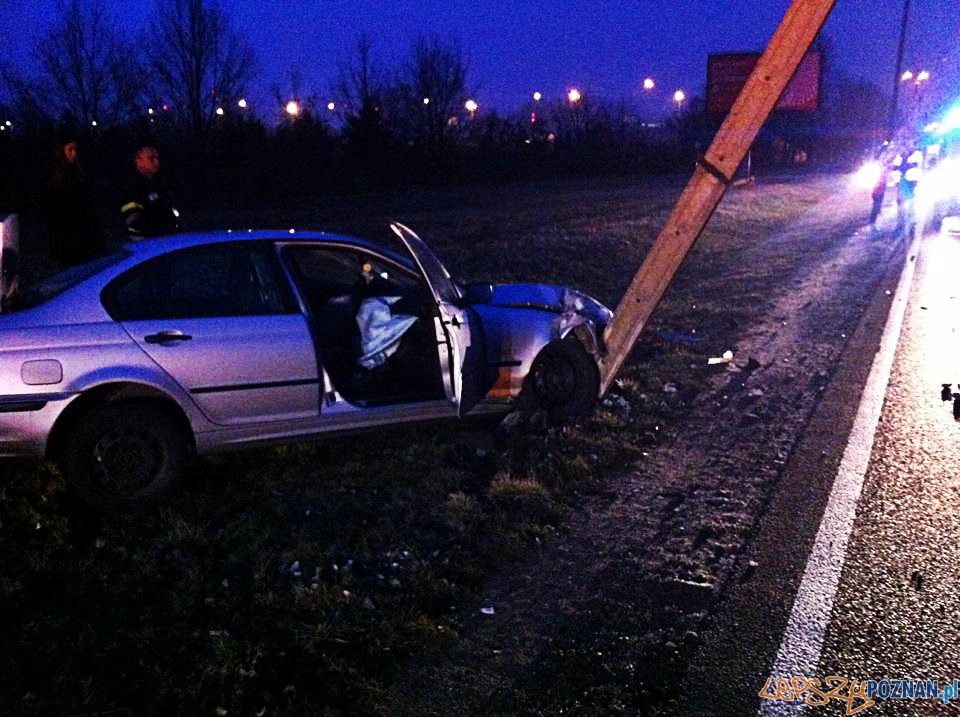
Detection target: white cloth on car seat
<box><xmin>357</xmin><ymin>295</ymin><xmax>418</xmax><ymax>369</ymax></box>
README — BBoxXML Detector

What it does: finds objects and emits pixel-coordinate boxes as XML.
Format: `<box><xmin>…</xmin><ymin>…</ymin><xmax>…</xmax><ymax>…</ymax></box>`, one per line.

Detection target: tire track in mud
<box><xmin>385</xmin><ymin>182</ymin><xmax>907</xmax><ymax>716</ymax></box>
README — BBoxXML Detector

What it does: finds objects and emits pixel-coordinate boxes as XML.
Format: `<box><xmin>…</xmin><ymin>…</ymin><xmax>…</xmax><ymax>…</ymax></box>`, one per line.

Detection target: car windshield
<box><xmin>11</xmin><ymin>249</ymin><xmax>131</xmax><ymax>311</ymax></box>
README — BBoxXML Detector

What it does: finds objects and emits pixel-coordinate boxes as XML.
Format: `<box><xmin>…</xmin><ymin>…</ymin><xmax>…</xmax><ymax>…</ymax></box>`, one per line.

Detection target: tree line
<box><xmin>0</xmin><ymin>0</ymin><xmax>891</xmax><ymax>212</ymax></box>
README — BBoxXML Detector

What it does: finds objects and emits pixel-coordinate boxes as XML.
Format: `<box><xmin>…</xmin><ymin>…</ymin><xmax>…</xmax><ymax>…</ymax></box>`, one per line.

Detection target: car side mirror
<box><xmin>460</xmin><ymin>282</ymin><xmax>493</xmax><ymax>305</ymax></box>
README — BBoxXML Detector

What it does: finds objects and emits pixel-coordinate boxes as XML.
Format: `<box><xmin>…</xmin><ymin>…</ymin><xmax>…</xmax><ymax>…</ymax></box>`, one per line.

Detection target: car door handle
<box><xmin>145</xmin><ymin>330</ymin><xmax>193</xmax><ymax>344</ymax></box>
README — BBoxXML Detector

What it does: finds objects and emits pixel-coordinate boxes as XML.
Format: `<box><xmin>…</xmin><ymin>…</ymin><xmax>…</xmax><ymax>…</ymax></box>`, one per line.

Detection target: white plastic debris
<box><xmin>480</xmin><ymin>606</ymin><xmax>496</xmax><ymax>615</ymax></box>
<box><xmin>707</xmin><ymin>349</ymin><xmax>734</xmax><ymax>365</ymax></box>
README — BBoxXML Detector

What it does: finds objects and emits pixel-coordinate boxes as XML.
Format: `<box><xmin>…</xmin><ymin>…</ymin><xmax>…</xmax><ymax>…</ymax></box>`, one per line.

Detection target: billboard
<box><xmin>707</xmin><ymin>51</ymin><xmax>821</xmax><ymax>114</ymax></box>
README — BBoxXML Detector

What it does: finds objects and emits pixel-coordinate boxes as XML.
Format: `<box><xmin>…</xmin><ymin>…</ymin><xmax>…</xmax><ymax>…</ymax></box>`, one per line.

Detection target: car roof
<box><xmin>124</xmin><ymin>229</ymin><xmax>413</xmax><ymax>265</ymax></box>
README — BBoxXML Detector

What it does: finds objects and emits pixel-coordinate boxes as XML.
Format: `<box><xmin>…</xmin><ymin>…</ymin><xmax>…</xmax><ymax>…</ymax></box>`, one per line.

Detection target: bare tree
<box><xmin>146</xmin><ymin>0</ymin><xmax>255</xmax><ymax>140</ymax></box>
<box><xmin>30</xmin><ymin>0</ymin><xmax>144</xmax><ymax>129</ymax></box>
<box><xmin>392</xmin><ymin>35</ymin><xmax>470</xmax><ymax>153</ymax></box>
<box><xmin>0</xmin><ymin>63</ymin><xmax>50</xmax><ymax>132</ymax></box>
<box><xmin>336</xmin><ymin>35</ymin><xmax>383</xmax><ymax>113</ymax></box>
<box><xmin>336</xmin><ymin>35</ymin><xmax>391</xmax><ymax>179</ymax></box>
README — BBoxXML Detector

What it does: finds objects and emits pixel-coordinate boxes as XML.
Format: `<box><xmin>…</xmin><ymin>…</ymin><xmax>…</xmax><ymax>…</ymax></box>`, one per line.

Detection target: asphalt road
<box><xmin>674</xmin><ymin>221</ymin><xmax>960</xmax><ymax>717</ymax></box>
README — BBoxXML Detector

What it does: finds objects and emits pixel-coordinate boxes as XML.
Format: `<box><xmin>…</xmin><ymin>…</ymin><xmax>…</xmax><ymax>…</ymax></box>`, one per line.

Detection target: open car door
<box><xmin>390</xmin><ymin>223</ymin><xmax>484</xmax><ymax>416</ymax></box>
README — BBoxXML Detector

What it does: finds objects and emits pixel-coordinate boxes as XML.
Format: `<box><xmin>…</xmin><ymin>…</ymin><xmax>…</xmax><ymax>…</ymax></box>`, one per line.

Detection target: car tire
<box><xmin>523</xmin><ymin>338</ymin><xmax>600</xmax><ymax>417</ymax></box>
<box><xmin>62</xmin><ymin>402</ymin><xmax>191</xmax><ymax>513</ymax></box>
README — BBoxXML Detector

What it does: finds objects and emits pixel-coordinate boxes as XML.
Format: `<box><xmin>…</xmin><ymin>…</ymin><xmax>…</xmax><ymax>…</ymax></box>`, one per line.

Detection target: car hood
<box><xmin>488</xmin><ymin>283</ymin><xmax>611</xmax><ymax>322</ymax></box>
<box><xmin>489</xmin><ymin>283</ymin><xmax>568</xmax><ymax>310</ymax></box>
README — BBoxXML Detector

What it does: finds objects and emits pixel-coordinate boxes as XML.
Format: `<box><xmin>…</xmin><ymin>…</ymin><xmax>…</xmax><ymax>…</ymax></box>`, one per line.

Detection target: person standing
<box><xmin>868</xmin><ymin>158</ymin><xmax>889</xmax><ymax>232</ymax></box>
<box><xmin>120</xmin><ymin>145</ymin><xmax>182</xmax><ymax>239</ymax></box>
<box><xmin>44</xmin><ymin>137</ymin><xmax>105</xmax><ymax>268</ymax></box>
<box><xmin>893</xmin><ymin>146</ymin><xmax>922</xmax><ymax>237</ymax></box>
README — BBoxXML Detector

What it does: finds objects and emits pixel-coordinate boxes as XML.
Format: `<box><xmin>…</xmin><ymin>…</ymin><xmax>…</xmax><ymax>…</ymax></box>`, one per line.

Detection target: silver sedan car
<box><xmin>0</xmin><ymin>223</ymin><xmax>611</xmax><ymax>511</ymax></box>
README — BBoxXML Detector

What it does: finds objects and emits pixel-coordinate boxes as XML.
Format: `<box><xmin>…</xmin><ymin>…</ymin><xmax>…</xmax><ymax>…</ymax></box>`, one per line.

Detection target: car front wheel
<box><xmin>524</xmin><ymin>338</ymin><xmax>600</xmax><ymax>417</ymax></box>
<box><xmin>62</xmin><ymin>402</ymin><xmax>191</xmax><ymax>513</ymax></box>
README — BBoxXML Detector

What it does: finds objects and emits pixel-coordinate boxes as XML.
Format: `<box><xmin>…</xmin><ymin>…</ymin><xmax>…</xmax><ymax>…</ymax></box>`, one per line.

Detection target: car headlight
<box><xmin>563</xmin><ymin>289</ymin><xmax>612</xmax><ymax>324</ymax></box>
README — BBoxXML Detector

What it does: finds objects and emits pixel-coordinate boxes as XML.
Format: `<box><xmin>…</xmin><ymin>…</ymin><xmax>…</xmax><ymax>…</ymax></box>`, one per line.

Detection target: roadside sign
<box><xmin>708</xmin><ymin>50</ymin><xmax>821</xmax><ymax>114</ymax></box>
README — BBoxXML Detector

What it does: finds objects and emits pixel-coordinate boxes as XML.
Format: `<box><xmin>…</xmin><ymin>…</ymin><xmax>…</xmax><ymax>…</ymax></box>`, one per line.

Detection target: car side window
<box><xmin>283</xmin><ymin>246</ymin><xmax>427</xmax><ymax>311</ymax></box>
<box><xmin>103</xmin><ymin>242</ymin><xmax>296</xmax><ymax>321</ymax></box>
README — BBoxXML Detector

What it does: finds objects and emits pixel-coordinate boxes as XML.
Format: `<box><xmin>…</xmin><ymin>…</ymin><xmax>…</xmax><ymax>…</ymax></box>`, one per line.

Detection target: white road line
<box><xmin>757</xmin><ymin>232</ymin><xmax>921</xmax><ymax>716</ymax></box>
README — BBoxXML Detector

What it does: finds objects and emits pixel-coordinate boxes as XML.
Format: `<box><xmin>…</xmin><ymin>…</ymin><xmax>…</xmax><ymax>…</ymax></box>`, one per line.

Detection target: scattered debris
<box><xmin>707</xmin><ymin>350</ymin><xmax>734</xmax><ymax>365</ymax></box>
<box><xmin>480</xmin><ymin>606</ymin><xmax>496</xmax><ymax>615</ymax></box>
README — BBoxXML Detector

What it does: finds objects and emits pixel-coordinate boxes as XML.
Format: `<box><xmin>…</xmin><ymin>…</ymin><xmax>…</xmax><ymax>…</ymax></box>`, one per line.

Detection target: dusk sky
<box><xmin>3</xmin><ymin>1</ymin><xmax>959</xmax><ymax>119</ymax></box>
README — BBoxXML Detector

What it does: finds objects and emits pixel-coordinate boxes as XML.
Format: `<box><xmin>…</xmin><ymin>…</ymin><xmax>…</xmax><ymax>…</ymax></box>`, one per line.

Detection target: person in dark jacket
<box><xmin>868</xmin><ymin>159</ymin><xmax>889</xmax><ymax>232</ymax></box>
<box><xmin>44</xmin><ymin>137</ymin><xmax>105</xmax><ymax>267</ymax></box>
<box><xmin>120</xmin><ymin>145</ymin><xmax>182</xmax><ymax>239</ymax></box>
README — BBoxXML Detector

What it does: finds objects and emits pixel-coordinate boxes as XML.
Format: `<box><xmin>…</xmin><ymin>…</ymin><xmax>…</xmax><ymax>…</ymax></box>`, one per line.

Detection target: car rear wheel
<box><xmin>62</xmin><ymin>402</ymin><xmax>190</xmax><ymax>513</ymax></box>
<box><xmin>524</xmin><ymin>338</ymin><xmax>600</xmax><ymax>417</ymax></box>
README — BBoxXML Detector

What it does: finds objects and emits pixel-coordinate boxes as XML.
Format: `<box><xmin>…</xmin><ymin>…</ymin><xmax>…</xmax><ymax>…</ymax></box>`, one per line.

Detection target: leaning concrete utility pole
<box><xmin>598</xmin><ymin>0</ymin><xmax>837</xmax><ymax>395</ymax></box>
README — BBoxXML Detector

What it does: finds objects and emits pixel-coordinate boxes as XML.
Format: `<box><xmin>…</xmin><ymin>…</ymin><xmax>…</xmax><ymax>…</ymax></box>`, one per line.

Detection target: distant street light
<box><xmin>423</xmin><ymin>97</ymin><xmax>430</xmax><ymax>105</ymax></box>
<box><xmin>215</xmin><ymin>107</ymin><xmax>224</xmax><ymax>116</ymax></box>
<box><xmin>533</xmin><ymin>91</ymin><xmax>542</xmax><ymax>102</ymax></box>
<box><xmin>567</xmin><ymin>88</ymin><xmax>582</xmax><ymax>104</ymax></box>
<box><xmin>465</xmin><ymin>98</ymin><xmax>478</xmax><ymax>116</ymax></box>
<box><xmin>285</xmin><ymin>100</ymin><xmax>300</xmax><ymax>117</ymax></box>
<box><xmin>673</xmin><ymin>89</ymin><xmax>686</xmax><ymax>108</ymax></box>
<box><xmin>327</xmin><ymin>101</ymin><xmax>336</xmax><ymax>111</ymax></box>
<box><xmin>238</xmin><ymin>98</ymin><xmax>247</xmax><ymax>109</ymax></box>
<box><xmin>643</xmin><ymin>77</ymin><xmax>655</xmax><ymax>91</ymax></box>
<box><xmin>900</xmin><ymin>69</ymin><xmax>930</xmax><ymax>87</ymax></box>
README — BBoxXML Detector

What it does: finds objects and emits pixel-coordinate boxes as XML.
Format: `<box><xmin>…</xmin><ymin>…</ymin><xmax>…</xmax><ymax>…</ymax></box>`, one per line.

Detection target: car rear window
<box><xmin>10</xmin><ymin>250</ymin><xmax>131</xmax><ymax>311</ymax></box>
